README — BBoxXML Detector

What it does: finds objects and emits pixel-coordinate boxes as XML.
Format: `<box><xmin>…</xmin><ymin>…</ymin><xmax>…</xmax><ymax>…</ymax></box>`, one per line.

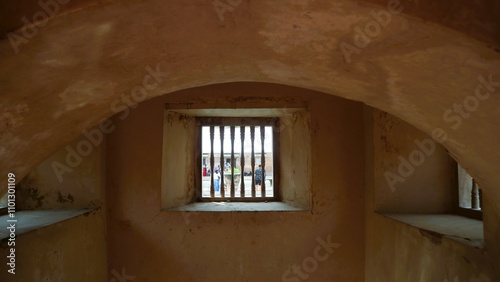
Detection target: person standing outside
<box><xmin>255</xmin><ymin>165</ymin><xmax>264</xmax><ymax>191</ymax></box>
<box><xmin>214</xmin><ymin>167</ymin><xmax>221</xmax><ymax>192</ymax></box>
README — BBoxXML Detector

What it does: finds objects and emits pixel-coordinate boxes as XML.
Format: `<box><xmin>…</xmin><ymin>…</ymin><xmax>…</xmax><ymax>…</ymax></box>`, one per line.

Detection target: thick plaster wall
<box><xmin>365</xmin><ymin>107</ymin><xmax>499</xmax><ymax>281</ymax></box>
<box><xmin>0</xmin><ymin>1</ymin><xmax>499</xmax><ymax>221</ymax></box>
<box><xmin>3</xmin><ymin>3</ymin><xmax>500</xmax><ymax>272</ymax></box>
<box><xmin>372</xmin><ymin>110</ymin><xmax>455</xmax><ymax>213</ymax></box>
<box><xmin>105</xmin><ymin>83</ymin><xmax>365</xmax><ymax>281</ymax></box>
<box><xmin>366</xmin><ymin>214</ymin><xmax>495</xmax><ymax>282</ymax></box>
<box><xmin>2</xmin><ymin>0</ymin><xmax>498</xmax><ymax>49</ymax></box>
<box><xmin>0</xmin><ymin>209</ymin><xmax>107</xmax><ymax>282</ymax></box>
<box><xmin>1</xmin><ymin>134</ymin><xmax>105</xmax><ymax>209</ymax></box>
<box><xmin>0</xmin><ymin>1</ymin><xmax>499</xmax><ymax>280</ymax></box>
<box><xmin>0</xmin><ymin>132</ymin><xmax>107</xmax><ymax>280</ymax></box>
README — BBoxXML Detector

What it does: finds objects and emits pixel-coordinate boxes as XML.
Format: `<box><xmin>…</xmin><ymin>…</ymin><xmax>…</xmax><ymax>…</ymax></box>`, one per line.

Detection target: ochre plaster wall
<box><xmin>0</xmin><ymin>134</ymin><xmax>106</xmax><ymax>281</ymax></box>
<box><xmin>372</xmin><ymin>110</ymin><xmax>455</xmax><ymax>213</ymax></box>
<box><xmin>8</xmin><ymin>135</ymin><xmax>104</xmax><ymax>210</ymax></box>
<box><xmin>0</xmin><ymin>209</ymin><xmax>107</xmax><ymax>282</ymax></box>
<box><xmin>0</xmin><ymin>1</ymin><xmax>499</xmax><ymax>280</ymax></box>
<box><xmin>1</xmin><ymin>1</ymin><xmax>499</xmax><ymax>217</ymax></box>
<box><xmin>365</xmin><ymin>108</ymin><xmax>498</xmax><ymax>281</ymax></box>
<box><xmin>365</xmin><ymin>214</ymin><xmax>495</xmax><ymax>282</ymax></box>
<box><xmin>105</xmin><ymin>82</ymin><xmax>365</xmax><ymax>281</ymax></box>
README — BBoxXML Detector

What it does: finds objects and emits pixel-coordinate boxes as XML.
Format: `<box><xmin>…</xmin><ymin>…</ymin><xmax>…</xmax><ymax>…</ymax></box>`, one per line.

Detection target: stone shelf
<box><xmin>381</xmin><ymin>213</ymin><xmax>484</xmax><ymax>248</ymax></box>
<box><xmin>166</xmin><ymin>202</ymin><xmax>308</xmax><ymax>212</ymax></box>
<box><xmin>0</xmin><ymin>209</ymin><xmax>95</xmax><ymax>240</ymax></box>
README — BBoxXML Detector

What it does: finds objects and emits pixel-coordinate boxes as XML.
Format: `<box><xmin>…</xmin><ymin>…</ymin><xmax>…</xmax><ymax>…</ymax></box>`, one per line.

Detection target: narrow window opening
<box><xmin>455</xmin><ymin>162</ymin><xmax>483</xmax><ymax>220</ymax></box>
<box><xmin>457</xmin><ymin>164</ymin><xmax>482</xmax><ymax>211</ymax></box>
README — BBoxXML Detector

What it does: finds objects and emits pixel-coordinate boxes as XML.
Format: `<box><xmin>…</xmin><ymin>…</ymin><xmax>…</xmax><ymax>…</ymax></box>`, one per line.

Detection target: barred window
<box><xmin>161</xmin><ymin>104</ymin><xmax>310</xmax><ymax>211</ymax></box>
<box><xmin>456</xmin><ymin>163</ymin><xmax>482</xmax><ymax>219</ymax></box>
<box><xmin>196</xmin><ymin>117</ymin><xmax>279</xmax><ymax>202</ymax></box>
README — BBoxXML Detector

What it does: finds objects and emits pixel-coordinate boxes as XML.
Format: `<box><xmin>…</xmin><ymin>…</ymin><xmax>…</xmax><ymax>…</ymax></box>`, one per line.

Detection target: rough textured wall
<box><xmin>0</xmin><ymin>0</ymin><xmax>499</xmax><ymax>279</ymax></box>
<box><xmin>366</xmin><ymin>214</ymin><xmax>495</xmax><ymax>282</ymax></box>
<box><xmin>0</xmin><ymin>209</ymin><xmax>107</xmax><ymax>282</ymax></box>
<box><xmin>365</xmin><ymin>107</ymin><xmax>498</xmax><ymax>281</ymax></box>
<box><xmin>0</xmin><ymin>1</ymin><xmax>498</xmax><ymax>219</ymax></box>
<box><xmin>105</xmin><ymin>83</ymin><xmax>365</xmax><ymax>281</ymax></box>
<box><xmin>0</xmin><ymin>133</ymin><xmax>106</xmax><ymax>280</ymax></box>
<box><xmin>1</xmin><ymin>134</ymin><xmax>104</xmax><ymax>209</ymax></box>
<box><xmin>3</xmin><ymin>0</ymin><xmax>498</xmax><ymax>49</ymax></box>
<box><xmin>363</xmin><ymin>0</ymin><xmax>500</xmax><ymax>49</ymax></box>
<box><xmin>372</xmin><ymin>110</ymin><xmax>455</xmax><ymax>213</ymax></box>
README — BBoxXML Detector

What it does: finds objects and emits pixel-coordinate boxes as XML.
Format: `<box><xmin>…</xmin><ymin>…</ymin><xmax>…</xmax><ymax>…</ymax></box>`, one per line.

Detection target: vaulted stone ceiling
<box><xmin>0</xmin><ymin>0</ymin><xmax>499</xmax><ymax>208</ymax></box>
<box><xmin>2</xmin><ymin>0</ymin><xmax>499</xmax><ymax>48</ymax></box>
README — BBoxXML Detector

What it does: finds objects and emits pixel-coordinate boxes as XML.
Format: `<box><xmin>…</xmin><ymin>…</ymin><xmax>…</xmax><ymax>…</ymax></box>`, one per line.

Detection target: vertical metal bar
<box><xmin>479</xmin><ymin>188</ymin><xmax>483</xmax><ymax>210</ymax></box>
<box><xmin>261</xmin><ymin>126</ymin><xmax>266</xmax><ymax>197</ymax></box>
<box><xmin>220</xmin><ymin>126</ymin><xmax>225</xmax><ymax>198</ymax></box>
<box><xmin>272</xmin><ymin>120</ymin><xmax>279</xmax><ymax>200</ymax></box>
<box><xmin>471</xmin><ymin>178</ymin><xmax>479</xmax><ymax>210</ymax></box>
<box><xmin>240</xmin><ymin>126</ymin><xmax>245</xmax><ymax>197</ymax></box>
<box><xmin>230</xmin><ymin>126</ymin><xmax>235</xmax><ymax>197</ymax></box>
<box><xmin>210</xmin><ymin>126</ymin><xmax>215</xmax><ymax>198</ymax></box>
<box><xmin>250</xmin><ymin>126</ymin><xmax>256</xmax><ymax>198</ymax></box>
<box><xmin>194</xmin><ymin>122</ymin><xmax>202</xmax><ymax>201</ymax></box>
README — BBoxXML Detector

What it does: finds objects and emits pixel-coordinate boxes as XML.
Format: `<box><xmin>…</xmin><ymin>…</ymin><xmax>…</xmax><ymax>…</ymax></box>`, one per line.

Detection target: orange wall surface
<box><xmin>105</xmin><ymin>82</ymin><xmax>366</xmax><ymax>281</ymax></box>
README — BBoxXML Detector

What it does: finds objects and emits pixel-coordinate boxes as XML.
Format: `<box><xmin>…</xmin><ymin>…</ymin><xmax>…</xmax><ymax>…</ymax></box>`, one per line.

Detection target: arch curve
<box><xmin>0</xmin><ymin>0</ymin><xmax>499</xmax><ymax>203</ymax></box>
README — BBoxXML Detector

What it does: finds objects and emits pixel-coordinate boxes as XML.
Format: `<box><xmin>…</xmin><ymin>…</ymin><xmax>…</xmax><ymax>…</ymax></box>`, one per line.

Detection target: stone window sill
<box><xmin>165</xmin><ymin>202</ymin><xmax>309</xmax><ymax>212</ymax></box>
<box><xmin>380</xmin><ymin>213</ymin><xmax>484</xmax><ymax>248</ymax></box>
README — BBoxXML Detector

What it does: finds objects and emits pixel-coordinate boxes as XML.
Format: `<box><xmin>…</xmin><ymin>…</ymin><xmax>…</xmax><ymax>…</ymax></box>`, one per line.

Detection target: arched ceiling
<box><xmin>0</xmin><ymin>0</ymin><xmax>499</xmax><ymax>202</ymax></box>
<box><xmin>2</xmin><ymin>0</ymin><xmax>499</xmax><ymax>49</ymax></box>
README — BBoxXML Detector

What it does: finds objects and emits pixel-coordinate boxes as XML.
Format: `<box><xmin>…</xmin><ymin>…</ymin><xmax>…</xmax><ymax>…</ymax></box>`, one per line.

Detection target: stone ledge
<box><xmin>0</xmin><ymin>209</ymin><xmax>96</xmax><ymax>240</ymax></box>
<box><xmin>164</xmin><ymin>202</ymin><xmax>309</xmax><ymax>212</ymax></box>
<box><xmin>380</xmin><ymin>213</ymin><xmax>484</xmax><ymax>248</ymax></box>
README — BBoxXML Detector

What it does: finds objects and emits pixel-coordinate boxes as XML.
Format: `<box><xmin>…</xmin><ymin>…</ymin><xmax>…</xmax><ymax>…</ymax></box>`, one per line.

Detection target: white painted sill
<box><xmin>165</xmin><ymin>202</ymin><xmax>309</xmax><ymax>212</ymax></box>
<box><xmin>380</xmin><ymin>212</ymin><xmax>484</xmax><ymax>249</ymax></box>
